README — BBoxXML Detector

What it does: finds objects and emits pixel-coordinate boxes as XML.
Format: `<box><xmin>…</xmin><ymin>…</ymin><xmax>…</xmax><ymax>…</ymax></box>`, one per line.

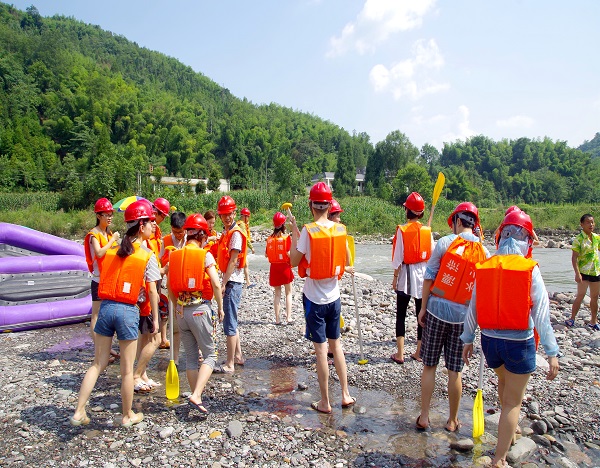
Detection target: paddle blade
<box><xmin>281</xmin><ymin>202</ymin><xmax>293</xmax><ymax>211</ymax></box>
<box><xmin>472</xmin><ymin>389</ymin><xmax>484</xmax><ymax>438</ymax></box>
<box><xmin>165</xmin><ymin>360</ymin><xmax>179</xmax><ymax>400</ymax></box>
<box><xmin>432</xmin><ymin>172</ymin><xmax>446</xmax><ymax>207</ymax></box>
<box><xmin>347</xmin><ymin>235</ymin><xmax>355</xmax><ymax>267</ymax></box>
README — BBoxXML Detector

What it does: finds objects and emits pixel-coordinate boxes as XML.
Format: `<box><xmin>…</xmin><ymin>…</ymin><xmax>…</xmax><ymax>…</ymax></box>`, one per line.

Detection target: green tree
<box><xmin>392</xmin><ymin>163</ymin><xmax>433</xmax><ymax>206</ymax></box>
<box><xmin>332</xmin><ymin>140</ymin><xmax>355</xmax><ymax>197</ymax></box>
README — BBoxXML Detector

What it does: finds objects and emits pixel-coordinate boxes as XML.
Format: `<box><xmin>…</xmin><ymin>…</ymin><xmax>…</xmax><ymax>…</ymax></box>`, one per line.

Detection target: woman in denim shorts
<box><xmin>71</xmin><ymin>200</ymin><xmax>159</xmax><ymax>428</ymax></box>
<box><xmin>461</xmin><ymin>210</ymin><xmax>560</xmax><ymax>468</ymax></box>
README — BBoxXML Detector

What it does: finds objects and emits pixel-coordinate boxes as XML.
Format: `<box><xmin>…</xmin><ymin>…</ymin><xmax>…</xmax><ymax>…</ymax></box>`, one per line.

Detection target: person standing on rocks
<box><xmin>168</xmin><ymin>213</ymin><xmax>223</xmax><ymax>414</ymax></box>
<box><xmin>239</xmin><ymin>207</ymin><xmax>255</xmax><ymax>287</ymax></box>
<box><xmin>289</xmin><ymin>182</ymin><xmax>356</xmax><ymax>414</ymax></box>
<box><xmin>216</xmin><ymin>195</ymin><xmax>246</xmax><ymax>373</ymax></box>
<box><xmin>566</xmin><ymin>213</ymin><xmax>600</xmax><ymax>330</ymax></box>
<box><xmin>266</xmin><ymin>212</ymin><xmax>295</xmax><ymax>325</ymax></box>
<box><xmin>390</xmin><ymin>192</ymin><xmax>433</xmax><ymax>364</ymax></box>
<box><xmin>416</xmin><ymin>202</ymin><xmax>489</xmax><ymax>432</ymax></box>
<box><xmin>71</xmin><ymin>200</ymin><xmax>159</xmax><ymax>427</ymax></box>
<box><xmin>461</xmin><ymin>209</ymin><xmax>559</xmax><ymax>468</ymax></box>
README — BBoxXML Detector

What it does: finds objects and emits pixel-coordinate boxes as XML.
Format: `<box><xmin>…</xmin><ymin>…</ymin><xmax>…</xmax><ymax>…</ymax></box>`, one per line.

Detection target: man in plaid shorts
<box><xmin>415</xmin><ymin>202</ymin><xmax>489</xmax><ymax>432</ymax></box>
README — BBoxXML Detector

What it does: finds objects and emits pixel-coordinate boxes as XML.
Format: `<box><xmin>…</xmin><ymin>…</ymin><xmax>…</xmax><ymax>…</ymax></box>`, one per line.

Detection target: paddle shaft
<box><xmin>478</xmin><ymin>346</ymin><xmax>485</xmax><ymax>389</ymax></box>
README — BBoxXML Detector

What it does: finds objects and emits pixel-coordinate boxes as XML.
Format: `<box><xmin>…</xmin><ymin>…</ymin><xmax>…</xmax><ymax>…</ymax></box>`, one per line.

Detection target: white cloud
<box><xmin>496</xmin><ymin>115</ymin><xmax>535</xmax><ymax>129</ymax></box>
<box><xmin>443</xmin><ymin>105</ymin><xmax>477</xmax><ymax>142</ymax></box>
<box><xmin>369</xmin><ymin>39</ymin><xmax>448</xmax><ymax>100</ymax></box>
<box><xmin>327</xmin><ymin>0</ymin><xmax>436</xmax><ymax>57</ymax></box>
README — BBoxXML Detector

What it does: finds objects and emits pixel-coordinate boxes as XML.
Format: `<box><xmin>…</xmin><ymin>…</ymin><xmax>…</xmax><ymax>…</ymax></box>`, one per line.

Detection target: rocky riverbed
<box><xmin>1</xmin><ymin>270</ymin><xmax>600</xmax><ymax>467</ymax></box>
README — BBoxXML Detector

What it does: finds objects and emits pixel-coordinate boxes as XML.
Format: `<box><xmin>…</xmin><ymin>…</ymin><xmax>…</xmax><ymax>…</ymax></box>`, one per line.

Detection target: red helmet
<box><xmin>240</xmin><ymin>208</ymin><xmax>251</xmax><ymax>216</ymax></box>
<box><xmin>447</xmin><ymin>202</ymin><xmax>480</xmax><ymax>228</ymax></box>
<box><xmin>403</xmin><ymin>192</ymin><xmax>425</xmax><ymax>213</ymax></box>
<box><xmin>329</xmin><ymin>199</ymin><xmax>344</xmax><ymax>215</ymax></box>
<box><xmin>124</xmin><ymin>200</ymin><xmax>155</xmax><ymax>223</ymax></box>
<box><xmin>505</xmin><ymin>205</ymin><xmax>521</xmax><ymax>216</ymax></box>
<box><xmin>153</xmin><ymin>197</ymin><xmax>170</xmax><ymax>217</ymax></box>
<box><xmin>183</xmin><ymin>213</ymin><xmax>209</xmax><ymax>233</ymax></box>
<box><xmin>309</xmin><ymin>182</ymin><xmax>333</xmax><ymax>203</ymax></box>
<box><xmin>94</xmin><ymin>198</ymin><xmax>113</xmax><ymax>213</ymax></box>
<box><xmin>496</xmin><ymin>210</ymin><xmax>534</xmax><ymax>244</ymax></box>
<box><xmin>217</xmin><ymin>196</ymin><xmax>237</xmax><ymax>215</ymax></box>
<box><xmin>273</xmin><ymin>212</ymin><xmax>286</xmax><ymax>228</ymax></box>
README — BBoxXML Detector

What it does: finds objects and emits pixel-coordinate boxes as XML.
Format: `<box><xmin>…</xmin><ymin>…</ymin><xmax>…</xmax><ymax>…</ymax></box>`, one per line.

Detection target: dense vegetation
<box><xmin>0</xmin><ymin>3</ymin><xmax>599</xmax><ymax>219</ymax></box>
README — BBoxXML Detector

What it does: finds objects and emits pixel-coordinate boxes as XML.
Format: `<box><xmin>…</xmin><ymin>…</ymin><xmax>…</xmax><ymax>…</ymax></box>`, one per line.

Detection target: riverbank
<box><xmin>1</xmin><ymin>271</ymin><xmax>599</xmax><ymax>466</ymax></box>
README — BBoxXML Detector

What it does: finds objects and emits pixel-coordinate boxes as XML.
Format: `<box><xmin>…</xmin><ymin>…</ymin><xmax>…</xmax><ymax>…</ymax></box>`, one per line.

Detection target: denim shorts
<box><xmin>303</xmin><ymin>295</ymin><xmax>341</xmax><ymax>343</ymax></box>
<box><xmin>223</xmin><ymin>281</ymin><xmax>243</xmax><ymax>336</ymax></box>
<box><xmin>482</xmin><ymin>335</ymin><xmax>536</xmax><ymax>374</ymax></box>
<box><xmin>94</xmin><ymin>300</ymin><xmax>140</xmax><ymax>341</ymax></box>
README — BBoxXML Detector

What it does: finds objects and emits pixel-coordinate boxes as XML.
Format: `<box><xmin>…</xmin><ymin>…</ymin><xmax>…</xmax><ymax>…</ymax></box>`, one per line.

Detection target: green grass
<box><xmin>0</xmin><ymin>194</ymin><xmax>595</xmax><ymax>239</ymax></box>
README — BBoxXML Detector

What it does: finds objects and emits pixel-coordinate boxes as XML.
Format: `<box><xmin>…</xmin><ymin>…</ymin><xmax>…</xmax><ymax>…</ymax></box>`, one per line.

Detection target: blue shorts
<box><xmin>482</xmin><ymin>335</ymin><xmax>536</xmax><ymax>375</ymax></box>
<box><xmin>303</xmin><ymin>294</ymin><xmax>341</xmax><ymax>343</ymax></box>
<box><xmin>94</xmin><ymin>300</ymin><xmax>139</xmax><ymax>341</ymax></box>
<box><xmin>223</xmin><ymin>281</ymin><xmax>243</xmax><ymax>336</ymax></box>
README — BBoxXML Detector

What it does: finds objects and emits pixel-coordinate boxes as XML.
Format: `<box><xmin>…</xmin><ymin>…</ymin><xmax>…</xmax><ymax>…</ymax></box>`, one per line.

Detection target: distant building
<box><xmin>149</xmin><ymin>176</ymin><xmax>230</xmax><ymax>193</ymax></box>
<box><xmin>311</xmin><ymin>168</ymin><xmax>366</xmax><ymax>193</ymax></box>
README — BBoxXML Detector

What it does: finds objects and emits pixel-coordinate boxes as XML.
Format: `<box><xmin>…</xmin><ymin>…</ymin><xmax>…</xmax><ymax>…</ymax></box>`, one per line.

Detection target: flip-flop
<box><xmin>145</xmin><ymin>379</ymin><xmax>162</xmax><ymax>388</ymax></box>
<box><xmin>311</xmin><ymin>401</ymin><xmax>332</xmax><ymax>414</ymax></box>
<box><xmin>445</xmin><ymin>419</ymin><xmax>462</xmax><ymax>432</ymax></box>
<box><xmin>122</xmin><ymin>412</ymin><xmax>144</xmax><ymax>427</ymax></box>
<box><xmin>134</xmin><ymin>382</ymin><xmax>152</xmax><ymax>394</ymax></box>
<box><xmin>390</xmin><ymin>354</ymin><xmax>405</xmax><ymax>365</ymax></box>
<box><xmin>341</xmin><ymin>397</ymin><xmax>356</xmax><ymax>408</ymax></box>
<box><xmin>213</xmin><ymin>365</ymin><xmax>234</xmax><ymax>374</ymax></box>
<box><xmin>410</xmin><ymin>354</ymin><xmax>423</xmax><ymax>362</ymax></box>
<box><xmin>69</xmin><ymin>414</ymin><xmax>90</xmax><ymax>426</ymax></box>
<box><xmin>415</xmin><ymin>415</ymin><xmax>430</xmax><ymax>430</ymax></box>
<box><xmin>188</xmin><ymin>399</ymin><xmax>208</xmax><ymax>414</ymax></box>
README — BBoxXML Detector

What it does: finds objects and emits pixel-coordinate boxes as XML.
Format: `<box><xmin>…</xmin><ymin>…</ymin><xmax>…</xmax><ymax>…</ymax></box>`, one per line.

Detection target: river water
<box><xmin>248</xmin><ymin>243</ymin><xmax>575</xmax><ymax>294</ymax></box>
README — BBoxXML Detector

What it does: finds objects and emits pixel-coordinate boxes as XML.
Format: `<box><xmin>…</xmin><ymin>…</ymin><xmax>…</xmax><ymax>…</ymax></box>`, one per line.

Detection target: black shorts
<box><xmin>91</xmin><ymin>280</ymin><xmax>100</xmax><ymax>302</ymax></box>
<box><xmin>581</xmin><ymin>274</ymin><xmax>600</xmax><ymax>283</ymax></box>
<box><xmin>138</xmin><ymin>315</ymin><xmax>155</xmax><ymax>334</ymax></box>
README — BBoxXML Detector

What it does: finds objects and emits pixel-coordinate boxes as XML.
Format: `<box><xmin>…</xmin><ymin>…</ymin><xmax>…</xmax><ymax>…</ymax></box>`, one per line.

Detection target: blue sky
<box><xmin>10</xmin><ymin>0</ymin><xmax>600</xmax><ymax>150</ymax></box>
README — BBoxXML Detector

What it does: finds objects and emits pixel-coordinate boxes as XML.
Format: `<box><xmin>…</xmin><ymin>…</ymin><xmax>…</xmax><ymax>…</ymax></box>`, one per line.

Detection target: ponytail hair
<box><xmin>271</xmin><ymin>225</ymin><xmax>286</xmax><ymax>237</ymax></box>
<box><xmin>117</xmin><ymin>222</ymin><xmax>141</xmax><ymax>258</ymax></box>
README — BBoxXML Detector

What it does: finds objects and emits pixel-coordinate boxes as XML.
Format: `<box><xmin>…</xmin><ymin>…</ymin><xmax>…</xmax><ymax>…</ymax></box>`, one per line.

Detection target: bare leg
<box><xmin>412</xmin><ymin>340</ymin><xmax>422</xmax><ymax>361</ymax></box>
<box><xmin>492</xmin><ymin>366</ymin><xmax>530</xmax><ymax>466</ymax></box>
<box><xmin>274</xmin><ymin>286</ymin><xmax>282</xmax><ymax>324</ymax></box>
<box><xmin>159</xmin><ymin>318</ymin><xmax>169</xmax><ymax>347</ymax></box>
<box><xmin>589</xmin><ymin>281</ymin><xmax>600</xmax><ymax>325</ymax></box>
<box><xmin>446</xmin><ymin>370</ymin><xmax>462</xmax><ymax>431</ymax></box>
<box><xmin>72</xmin><ymin>334</ymin><xmax>112</xmax><ymax>421</ymax></box>
<box><xmin>173</xmin><ymin>321</ymin><xmax>181</xmax><ymax>364</ymax></box>
<box><xmin>234</xmin><ymin>331</ymin><xmax>244</xmax><ymax>365</ymax></box>
<box><xmin>570</xmin><ymin>280</ymin><xmax>589</xmax><ymax>320</ymax></box>
<box><xmin>118</xmin><ymin>338</ymin><xmax>140</xmax><ymax>424</ymax></box>
<box><xmin>313</xmin><ymin>341</ymin><xmax>331</xmax><ymax>412</ymax></box>
<box><xmin>394</xmin><ymin>336</ymin><xmax>405</xmax><ymax>361</ymax></box>
<box><xmin>133</xmin><ymin>333</ymin><xmax>160</xmax><ymax>383</ymax></box>
<box><xmin>329</xmin><ymin>338</ymin><xmax>353</xmax><ymax>406</ymax></box>
<box><xmin>189</xmin><ymin>363</ymin><xmax>214</xmax><ymax>406</ymax></box>
<box><xmin>223</xmin><ymin>334</ymin><xmax>237</xmax><ymax>371</ymax></box>
<box><xmin>90</xmin><ymin>300</ymin><xmax>101</xmax><ymax>345</ymax></box>
<box><xmin>244</xmin><ymin>265</ymin><xmax>250</xmax><ymax>286</ymax></box>
<box><xmin>417</xmin><ymin>365</ymin><xmax>436</xmax><ymax>428</ymax></box>
<box><xmin>284</xmin><ymin>282</ymin><xmax>293</xmax><ymax>322</ymax></box>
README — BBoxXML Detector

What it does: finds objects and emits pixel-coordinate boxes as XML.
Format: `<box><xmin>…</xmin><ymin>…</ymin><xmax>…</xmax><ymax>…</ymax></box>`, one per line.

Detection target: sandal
<box><xmin>188</xmin><ymin>399</ymin><xmax>208</xmax><ymax>414</ymax></box>
<box><xmin>564</xmin><ymin>319</ymin><xmax>575</xmax><ymax>327</ymax></box>
<box><xmin>134</xmin><ymin>382</ymin><xmax>152</xmax><ymax>394</ymax></box>
<box><xmin>445</xmin><ymin>419</ymin><xmax>462</xmax><ymax>432</ymax></box>
<box><xmin>158</xmin><ymin>341</ymin><xmax>170</xmax><ymax>349</ymax></box>
<box><xmin>390</xmin><ymin>354</ymin><xmax>404</xmax><ymax>365</ymax></box>
<box><xmin>145</xmin><ymin>379</ymin><xmax>162</xmax><ymax>388</ymax></box>
<box><xmin>69</xmin><ymin>414</ymin><xmax>90</xmax><ymax>426</ymax></box>
<box><xmin>415</xmin><ymin>415</ymin><xmax>430</xmax><ymax>430</ymax></box>
<box><xmin>122</xmin><ymin>412</ymin><xmax>144</xmax><ymax>427</ymax></box>
<box><xmin>342</xmin><ymin>397</ymin><xmax>356</xmax><ymax>408</ymax></box>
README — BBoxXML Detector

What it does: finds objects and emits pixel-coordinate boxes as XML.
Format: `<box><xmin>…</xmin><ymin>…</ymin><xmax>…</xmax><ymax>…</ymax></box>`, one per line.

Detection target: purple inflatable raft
<box><xmin>0</xmin><ymin>222</ymin><xmax>92</xmax><ymax>332</ymax></box>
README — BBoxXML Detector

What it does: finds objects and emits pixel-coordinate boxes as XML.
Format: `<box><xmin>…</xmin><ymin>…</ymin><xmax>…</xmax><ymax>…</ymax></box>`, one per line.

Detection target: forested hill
<box><xmin>0</xmin><ymin>3</ymin><xmax>373</xmax><ymax>208</ymax></box>
<box><xmin>1</xmin><ymin>3</ymin><xmax>599</xmax><ymax>211</ymax></box>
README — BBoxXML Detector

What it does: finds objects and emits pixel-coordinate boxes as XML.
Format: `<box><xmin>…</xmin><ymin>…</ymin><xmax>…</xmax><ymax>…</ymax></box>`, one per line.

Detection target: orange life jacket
<box><xmin>217</xmin><ymin>224</ymin><xmax>247</xmax><ymax>272</ymax></box>
<box><xmin>202</xmin><ymin>247</ymin><xmax>215</xmax><ymax>301</ymax></box>
<box><xmin>169</xmin><ymin>244</ymin><xmax>207</xmax><ymax>295</ymax></box>
<box><xmin>98</xmin><ymin>243</ymin><xmax>151</xmax><ymax>306</ymax></box>
<box><xmin>475</xmin><ymin>255</ymin><xmax>537</xmax><ymax>330</ymax></box>
<box><xmin>392</xmin><ymin>222</ymin><xmax>432</xmax><ymax>264</ymax></box>
<box><xmin>431</xmin><ymin>236</ymin><xmax>487</xmax><ymax>305</ymax></box>
<box><xmin>266</xmin><ymin>235</ymin><xmax>290</xmax><ymax>264</ymax></box>
<box><xmin>84</xmin><ymin>230</ymin><xmax>109</xmax><ymax>273</ymax></box>
<box><xmin>161</xmin><ymin>233</ymin><xmax>176</xmax><ymax>266</ymax></box>
<box><xmin>146</xmin><ymin>225</ymin><xmax>163</xmax><ymax>268</ymax></box>
<box><xmin>298</xmin><ymin>222</ymin><xmax>346</xmax><ymax>280</ymax></box>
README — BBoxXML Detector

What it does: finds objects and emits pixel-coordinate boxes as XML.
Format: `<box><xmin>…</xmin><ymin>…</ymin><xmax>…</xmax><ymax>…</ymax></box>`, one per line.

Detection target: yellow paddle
<box><xmin>281</xmin><ymin>202</ymin><xmax>293</xmax><ymax>217</ymax></box>
<box><xmin>165</xmin><ymin>298</ymin><xmax>179</xmax><ymax>400</ymax></box>
<box><xmin>427</xmin><ymin>172</ymin><xmax>446</xmax><ymax>227</ymax></box>
<box><xmin>347</xmin><ymin>235</ymin><xmax>368</xmax><ymax>365</ymax></box>
<box><xmin>472</xmin><ymin>349</ymin><xmax>485</xmax><ymax>438</ymax></box>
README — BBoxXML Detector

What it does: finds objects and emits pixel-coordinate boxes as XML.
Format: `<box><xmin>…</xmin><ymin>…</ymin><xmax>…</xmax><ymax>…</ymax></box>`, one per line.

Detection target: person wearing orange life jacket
<box><xmin>390</xmin><ymin>192</ymin><xmax>433</xmax><ymax>365</ymax></box>
<box><xmin>289</xmin><ymin>182</ymin><xmax>356</xmax><ymax>414</ymax></box>
<box><xmin>462</xmin><ymin>210</ymin><xmax>559</xmax><ymax>468</ymax></box>
<box><xmin>84</xmin><ymin>198</ymin><xmax>121</xmax><ymax>361</ymax></box>
<box><xmin>238</xmin><ymin>207</ymin><xmax>255</xmax><ymax>287</ymax></box>
<box><xmin>130</xmin><ymin>197</ymin><xmax>171</xmax><ymax>391</ymax></box>
<box><xmin>215</xmin><ymin>195</ymin><xmax>247</xmax><ymax>373</ymax></box>
<box><xmin>415</xmin><ymin>202</ymin><xmax>490</xmax><ymax>432</ymax></box>
<box><xmin>157</xmin><ymin>211</ymin><xmax>187</xmax><ymax>357</ymax></box>
<box><xmin>168</xmin><ymin>213</ymin><xmax>223</xmax><ymax>413</ymax></box>
<box><xmin>266</xmin><ymin>212</ymin><xmax>295</xmax><ymax>324</ymax></box>
<box><xmin>71</xmin><ymin>200</ymin><xmax>159</xmax><ymax>428</ymax></box>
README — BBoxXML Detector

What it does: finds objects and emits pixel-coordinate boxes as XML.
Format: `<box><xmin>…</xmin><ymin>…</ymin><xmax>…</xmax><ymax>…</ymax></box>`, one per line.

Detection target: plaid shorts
<box><xmin>420</xmin><ymin>312</ymin><xmax>465</xmax><ymax>372</ymax></box>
